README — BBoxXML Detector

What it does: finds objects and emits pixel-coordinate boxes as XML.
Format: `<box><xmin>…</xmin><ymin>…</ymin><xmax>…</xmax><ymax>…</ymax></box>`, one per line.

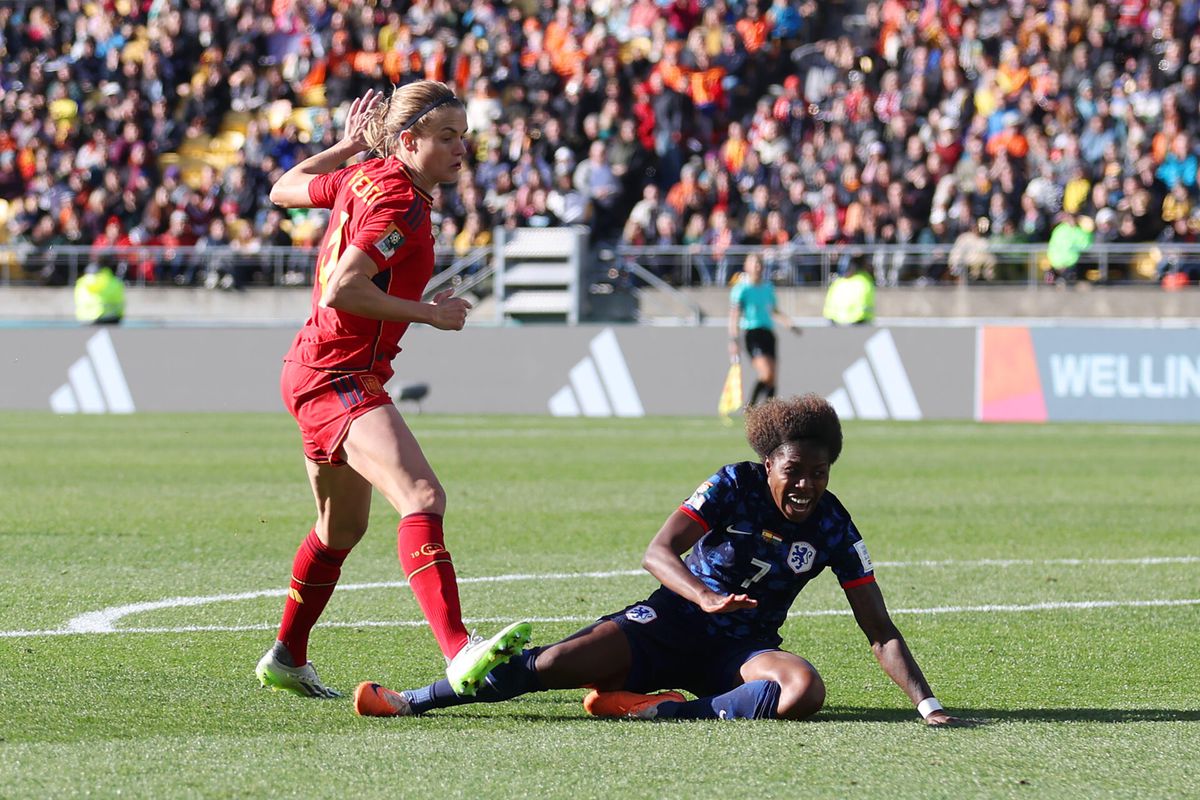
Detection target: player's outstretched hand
<box><xmin>428</xmin><ymin>288</ymin><xmax>473</xmax><ymax>331</ymax></box>
<box><xmin>698</xmin><ymin>591</ymin><xmax>758</xmax><ymax>614</ymax></box>
<box><xmin>341</xmin><ymin>89</ymin><xmax>382</xmax><ymax>152</ymax></box>
<box><xmin>924</xmin><ymin>710</ymin><xmax>980</xmax><ymax>727</ymax></box>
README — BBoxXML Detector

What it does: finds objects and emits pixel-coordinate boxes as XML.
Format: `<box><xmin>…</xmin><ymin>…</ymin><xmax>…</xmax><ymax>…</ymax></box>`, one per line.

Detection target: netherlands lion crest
<box><xmin>787</xmin><ymin>541</ymin><xmax>816</xmax><ymax>574</ymax></box>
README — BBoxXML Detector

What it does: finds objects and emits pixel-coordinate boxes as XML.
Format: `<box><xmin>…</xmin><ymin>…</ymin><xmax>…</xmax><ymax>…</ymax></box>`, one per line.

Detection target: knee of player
<box><xmin>775</xmin><ymin>668</ymin><xmax>825</xmax><ymax>720</ymax></box>
<box><xmin>407</xmin><ymin>479</ymin><xmax>446</xmax><ymax>515</ymax></box>
<box><xmin>319</xmin><ymin>518</ymin><xmax>369</xmax><ymax>546</ymax></box>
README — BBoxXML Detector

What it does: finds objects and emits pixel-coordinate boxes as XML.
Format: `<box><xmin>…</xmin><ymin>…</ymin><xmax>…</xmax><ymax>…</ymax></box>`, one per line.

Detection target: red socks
<box><xmin>398</xmin><ymin>512</ymin><xmax>470</xmax><ymax>658</ymax></box>
<box><xmin>275</xmin><ymin>515</ymin><xmax>470</xmax><ymax>664</ymax></box>
<box><xmin>276</xmin><ymin>529</ymin><xmax>350</xmax><ymax>665</ymax></box>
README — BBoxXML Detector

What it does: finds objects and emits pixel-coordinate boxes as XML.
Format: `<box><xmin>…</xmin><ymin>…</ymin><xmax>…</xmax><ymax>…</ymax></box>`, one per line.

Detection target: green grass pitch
<box><xmin>1</xmin><ymin>413</ymin><xmax>1197</xmax><ymax>799</ymax></box>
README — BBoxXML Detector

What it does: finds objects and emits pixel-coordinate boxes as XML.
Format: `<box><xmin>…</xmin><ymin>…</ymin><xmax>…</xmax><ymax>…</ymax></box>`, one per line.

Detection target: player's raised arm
<box><xmin>844</xmin><ymin>580</ymin><xmax>970</xmax><ymax>726</ymax></box>
<box><xmin>270</xmin><ymin>89</ymin><xmax>382</xmax><ymax>208</ymax></box>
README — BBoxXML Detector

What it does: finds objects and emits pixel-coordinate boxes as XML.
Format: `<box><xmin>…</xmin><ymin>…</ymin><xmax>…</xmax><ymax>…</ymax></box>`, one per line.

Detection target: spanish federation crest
<box><xmin>787</xmin><ymin>541</ymin><xmax>816</xmax><ymax>574</ymax></box>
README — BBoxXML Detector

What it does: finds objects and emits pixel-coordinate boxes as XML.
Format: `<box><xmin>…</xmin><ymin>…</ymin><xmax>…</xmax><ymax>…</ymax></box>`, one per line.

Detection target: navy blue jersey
<box><xmin>674</xmin><ymin>461</ymin><xmax>876</xmax><ymax>641</ymax></box>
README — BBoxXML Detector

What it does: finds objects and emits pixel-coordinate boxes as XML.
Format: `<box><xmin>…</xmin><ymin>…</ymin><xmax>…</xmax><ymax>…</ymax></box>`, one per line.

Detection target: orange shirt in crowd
<box><xmin>688</xmin><ymin>66</ymin><xmax>726</xmax><ymax>107</ymax></box>
<box><xmin>383</xmin><ymin>49</ymin><xmax>422</xmax><ymax>82</ymax></box>
<box><xmin>666</xmin><ymin>178</ymin><xmax>702</xmax><ymax>217</ymax></box>
<box><xmin>654</xmin><ymin>60</ymin><xmax>690</xmax><ymax>94</ymax></box>
<box><xmin>987</xmin><ymin>128</ymin><xmax>1029</xmax><ymax>158</ymax></box>
<box><xmin>735</xmin><ymin>17</ymin><xmax>768</xmax><ymax>53</ymax></box>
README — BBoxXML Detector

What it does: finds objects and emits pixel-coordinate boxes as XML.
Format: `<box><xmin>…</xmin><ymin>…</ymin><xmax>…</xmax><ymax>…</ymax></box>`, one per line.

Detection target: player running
<box><xmin>256</xmin><ymin>83</ymin><xmax>530</xmax><ymax>700</ymax></box>
<box><xmin>355</xmin><ymin>394</ymin><xmax>967</xmax><ymax>725</ymax></box>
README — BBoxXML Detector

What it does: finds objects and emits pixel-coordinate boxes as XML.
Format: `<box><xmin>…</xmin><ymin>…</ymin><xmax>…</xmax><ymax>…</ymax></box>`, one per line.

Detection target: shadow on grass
<box><xmin>816</xmin><ymin>707</ymin><xmax>1200</xmax><ymax>724</ymax></box>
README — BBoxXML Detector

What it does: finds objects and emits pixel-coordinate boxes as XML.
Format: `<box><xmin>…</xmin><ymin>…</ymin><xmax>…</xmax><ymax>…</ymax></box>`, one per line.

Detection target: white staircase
<box><xmin>493</xmin><ymin>227</ymin><xmax>588</xmax><ymax>324</ymax></box>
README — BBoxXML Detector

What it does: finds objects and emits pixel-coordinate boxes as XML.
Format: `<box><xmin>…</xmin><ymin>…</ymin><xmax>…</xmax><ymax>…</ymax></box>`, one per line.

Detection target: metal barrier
<box><xmin>0</xmin><ymin>244</ymin><xmax>487</xmax><ymax>288</ymax></box>
<box><xmin>614</xmin><ymin>242</ymin><xmax>1200</xmax><ymax>287</ymax></box>
<box><xmin>1</xmin><ymin>240</ymin><xmax>1196</xmax><ymax>289</ymax></box>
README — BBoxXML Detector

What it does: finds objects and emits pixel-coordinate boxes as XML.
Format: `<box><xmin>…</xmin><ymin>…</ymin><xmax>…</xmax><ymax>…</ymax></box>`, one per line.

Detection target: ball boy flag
<box><xmin>718</xmin><ymin>357</ymin><xmax>744</xmax><ymax>418</ymax></box>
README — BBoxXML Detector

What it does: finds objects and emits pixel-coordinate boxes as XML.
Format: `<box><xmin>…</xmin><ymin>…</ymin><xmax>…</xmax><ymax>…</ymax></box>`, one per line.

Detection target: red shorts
<box><xmin>280</xmin><ymin>360</ymin><xmax>394</xmax><ymax>465</ymax></box>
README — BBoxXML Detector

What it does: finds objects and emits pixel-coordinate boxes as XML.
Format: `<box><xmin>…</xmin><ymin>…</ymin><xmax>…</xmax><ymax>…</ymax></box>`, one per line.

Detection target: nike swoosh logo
<box><xmin>726</xmin><ymin>525</ymin><xmax>755</xmax><ymax>536</ymax></box>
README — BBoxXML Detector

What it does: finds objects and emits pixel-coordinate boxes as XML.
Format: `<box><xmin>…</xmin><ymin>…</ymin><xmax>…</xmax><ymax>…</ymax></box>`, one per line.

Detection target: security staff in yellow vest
<box><xmin>822</xmin><ymin>259</ymin><xmax>875</xmax><ymax>325</ymax></box>
<box><xmin>74</xmin><ymin>263</ymin><xmax>125</xmax><ymax>325</ymax></box>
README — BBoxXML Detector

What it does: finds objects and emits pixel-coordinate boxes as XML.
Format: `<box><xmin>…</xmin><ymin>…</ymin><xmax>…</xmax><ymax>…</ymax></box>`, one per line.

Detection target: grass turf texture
<box><xmin>1</xmin><ymin>412</ymin><xmax>1197</xmax><ymax>799</ymax></box>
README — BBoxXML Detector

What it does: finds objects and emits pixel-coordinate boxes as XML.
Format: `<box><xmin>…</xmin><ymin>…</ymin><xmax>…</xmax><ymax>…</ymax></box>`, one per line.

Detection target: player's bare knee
<box><xmin>406</xmin><ymin>479</ymin><xmax>446</xmax><ymax>515</ymax></box>
<box><xmin>317</xmin><ymin>518</ymin><xmax>368</xmax><ymax>549</ymax></box>
<box><xmin>776</xmin><ymin>670</ymin><xmax>825</xmax><ymax>720</ymax></box>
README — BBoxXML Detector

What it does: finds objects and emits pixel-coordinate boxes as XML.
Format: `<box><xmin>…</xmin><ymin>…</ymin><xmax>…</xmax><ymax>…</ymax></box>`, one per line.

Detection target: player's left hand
<box><xmin>428</xmin><ymin>288</ymin><xmax>473</xmax><ymax>331</ymax></box>
<box><xmin>924</xmin><ymin>710</ymin><xmax>979</xmax><ymax>727</ymax></box>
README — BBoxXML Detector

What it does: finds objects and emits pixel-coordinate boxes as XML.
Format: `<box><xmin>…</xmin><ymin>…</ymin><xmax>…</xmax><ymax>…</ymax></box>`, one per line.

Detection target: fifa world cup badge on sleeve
<box><xmin>374</xmin><ymin>224</ymin><xmax>406</xmax><ymax>259</ymax></box>
<box><xmin>685</xmin><ymin>481</ymin><xmax>713</xmax><ymax>511</ymax></box>
<box><xmin>854</xmin><ymin>540</ymin><xmax>873</xmax><ymax>572</ymax></box>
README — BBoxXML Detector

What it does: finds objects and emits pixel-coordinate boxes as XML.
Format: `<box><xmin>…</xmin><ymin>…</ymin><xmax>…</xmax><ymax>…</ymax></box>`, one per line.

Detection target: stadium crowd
<box><xmin>1</xmin><ymin>0</ymin><xmax>1199</xmax><ymax>287</ymax></box>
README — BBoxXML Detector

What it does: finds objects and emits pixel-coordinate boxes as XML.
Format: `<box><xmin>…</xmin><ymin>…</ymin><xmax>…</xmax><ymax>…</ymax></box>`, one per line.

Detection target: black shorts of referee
<box><xmin>744</xmin><ymin>328</ymin><xmax>777</xmax><ymax>359</ymax></box>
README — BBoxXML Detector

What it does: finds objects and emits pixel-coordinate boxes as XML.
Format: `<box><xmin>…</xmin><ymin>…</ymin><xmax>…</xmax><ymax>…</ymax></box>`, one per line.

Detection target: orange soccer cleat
<box><xmin>582</xmin><ymin>689</ymin><xmax>686</xmax><ymax>719</ymax></box>
<box><xmin>353</xmin><ymin>681</ymin><xmax>414</xmax><ymax>717</ymax></box>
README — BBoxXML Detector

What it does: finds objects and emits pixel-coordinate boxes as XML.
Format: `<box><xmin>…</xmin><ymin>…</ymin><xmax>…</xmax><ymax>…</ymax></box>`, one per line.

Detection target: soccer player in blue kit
<box><xmin>355</xmin><ymin>394</ymin><xmax>965</xmax><ymax>725</ymax></box>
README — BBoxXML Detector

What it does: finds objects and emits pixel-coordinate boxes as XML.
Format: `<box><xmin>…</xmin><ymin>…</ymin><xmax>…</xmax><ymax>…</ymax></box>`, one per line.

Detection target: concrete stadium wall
<box><xmin>2</xmin><ymin>323</ymin><xmax>1197</xmax><ymax>422</ymax></box>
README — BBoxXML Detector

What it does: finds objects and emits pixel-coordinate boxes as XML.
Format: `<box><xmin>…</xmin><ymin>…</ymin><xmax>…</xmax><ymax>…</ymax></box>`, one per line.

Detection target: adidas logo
<box><xmin>48</xmin><ymin>330</ymin><xmax>136</xmax><ymax>414</ymax></box>
<box><xmin>827</xmin><ymin>330</ymin><xmax>921</xmax><ymax>420</ymax></box>
<box><xmin>549</xmin><ymin>328</ymin><xmax>644</xmax><ymax>417</ymax></box>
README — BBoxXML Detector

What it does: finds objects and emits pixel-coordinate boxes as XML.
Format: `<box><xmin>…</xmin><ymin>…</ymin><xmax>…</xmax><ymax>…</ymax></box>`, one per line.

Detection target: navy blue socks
<box><xmin>404</xmin><ymin>648</ymin><xmax>544</xmax><ymax>714</ymax></box>
<box><xmin>654</xmin><ymin>679</ymin><xmax>781</xmax><ymax>720</ymax></box>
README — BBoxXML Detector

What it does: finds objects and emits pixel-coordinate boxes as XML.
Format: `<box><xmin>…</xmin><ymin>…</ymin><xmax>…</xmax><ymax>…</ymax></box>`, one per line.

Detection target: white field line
<box><xmin>1</xmin><ymin>557</ymin><xmax>1197</xmax><ymax>639</ymax></box>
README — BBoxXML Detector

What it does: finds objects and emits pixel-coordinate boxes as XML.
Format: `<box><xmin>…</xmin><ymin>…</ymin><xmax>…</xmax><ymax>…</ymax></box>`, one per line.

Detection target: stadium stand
<box><xmin>0</xmin><ymin>0</ymin><xmax>1198</xmax><ymax>290</ymax></box>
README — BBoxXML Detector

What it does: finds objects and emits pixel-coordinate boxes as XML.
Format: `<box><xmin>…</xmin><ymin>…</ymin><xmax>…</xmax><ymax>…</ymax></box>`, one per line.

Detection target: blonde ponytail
<box><xmin>358</xmin><ymin>81</ymin><xmax>462</xmax><ymax>158</ymax></box>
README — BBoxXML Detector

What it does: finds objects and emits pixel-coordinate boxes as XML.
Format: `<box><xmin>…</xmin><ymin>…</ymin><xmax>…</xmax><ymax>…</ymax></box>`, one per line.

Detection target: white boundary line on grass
<box><xmin>2</xmin><ymin>556</ymin><xmax>1197</xmax><ymax>639</ymax></box>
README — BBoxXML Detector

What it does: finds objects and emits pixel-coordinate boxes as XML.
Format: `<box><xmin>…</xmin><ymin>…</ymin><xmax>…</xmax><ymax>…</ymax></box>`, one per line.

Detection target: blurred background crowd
<box><xmin>1</xmin><ymin>0</ymin><xmax>1199</xmax><ymax>288</ymax></box>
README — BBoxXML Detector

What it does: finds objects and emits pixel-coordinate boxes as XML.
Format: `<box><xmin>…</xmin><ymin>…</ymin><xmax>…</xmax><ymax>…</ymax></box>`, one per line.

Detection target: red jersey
<box><xmin>285</xmin><ymin>156</ymin><xmax>435</xmax><ymax>376</ymax></box>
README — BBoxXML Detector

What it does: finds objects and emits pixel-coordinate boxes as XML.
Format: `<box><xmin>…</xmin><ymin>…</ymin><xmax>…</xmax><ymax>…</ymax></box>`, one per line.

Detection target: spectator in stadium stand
<box><xmin>256</xmin><ymin>84</ymin><xmax>531</xmax><ymax>701</ymax></box>
<box><xmin>354</xmin><ymin>394</ymin><xmax>968</xmax><ymax>728</ymax></box>
<box><xmin>573</xmin><ymin>139</ymin><xmax>624</xmax><ymax>239</ymax></box>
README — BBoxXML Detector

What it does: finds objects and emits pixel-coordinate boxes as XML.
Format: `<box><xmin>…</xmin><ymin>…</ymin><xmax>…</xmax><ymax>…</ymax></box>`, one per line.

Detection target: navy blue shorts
<box><xmin>601</xmin><ymin>587</ymin><xmax>780</xmax><ymax>697</ymax></box>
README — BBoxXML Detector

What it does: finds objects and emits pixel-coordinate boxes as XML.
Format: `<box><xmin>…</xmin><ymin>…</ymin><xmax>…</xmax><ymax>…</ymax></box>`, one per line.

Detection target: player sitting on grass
<box><xmin>355</xmin><ymin>394</ymin><xmax>968</xmax><ymax>725</ymax></box>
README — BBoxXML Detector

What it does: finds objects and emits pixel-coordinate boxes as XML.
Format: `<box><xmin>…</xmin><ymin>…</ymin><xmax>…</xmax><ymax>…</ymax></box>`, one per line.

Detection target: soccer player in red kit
<box><xmin>256</xmin><ymin>82</ymin><xmax>531</xmax><ymax>699</ymax></box>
